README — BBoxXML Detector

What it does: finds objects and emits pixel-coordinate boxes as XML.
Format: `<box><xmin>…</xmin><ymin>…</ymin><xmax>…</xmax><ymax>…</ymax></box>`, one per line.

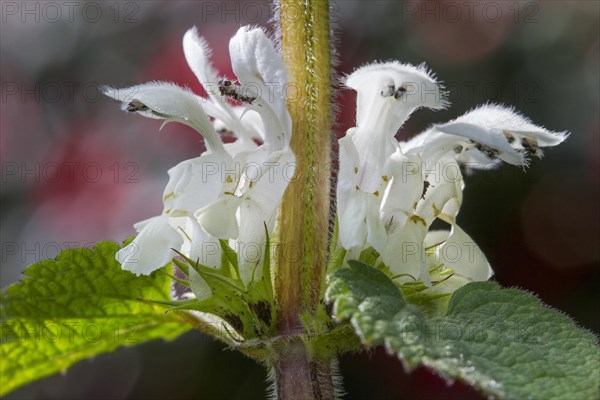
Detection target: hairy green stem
<box><xmin>272</xmin><ymin>0</ymin><xmax>335</xmax><ymax>398</ymax></box>
<box><xmin>275</xmin><ymin>0</ymin><xmax>332</xmax><ymax>333</ymax></box>
<box><xmin>271</xmin><ymin>338</ymin><xmax>338</xmax><ymax>400</ymax></box>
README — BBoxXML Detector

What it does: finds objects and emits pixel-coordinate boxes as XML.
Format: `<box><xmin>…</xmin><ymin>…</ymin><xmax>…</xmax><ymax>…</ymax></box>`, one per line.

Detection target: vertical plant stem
<box><xmin>272</xmin><ymin>339</ymin><xmax>337</xmax><ymax>400</ymax></box>
<box><xmin>272</xmin><ymin>0</ymin><xmax>335</xmax><ymax>398</ymax></box>
<box><xmin>275</xmin><ymin>0</ymin><xmax>332</xmax><ymax>332</ymax></box>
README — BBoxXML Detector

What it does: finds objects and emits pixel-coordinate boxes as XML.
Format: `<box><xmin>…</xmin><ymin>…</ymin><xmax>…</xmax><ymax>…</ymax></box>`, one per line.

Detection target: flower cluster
<box><xmin>104</xmin><ymin>26</ymin><xmax>294</xmax><ymax>297</ymax></box>
<box><xmin>336</xmin><ymin>62</ymin><xmax>569</xmax><ymax>288</ymax></box>
<box><xmin>106</xmin><ymin>25</ymin><xmax>568</xmax><ymax>297</ymax></box>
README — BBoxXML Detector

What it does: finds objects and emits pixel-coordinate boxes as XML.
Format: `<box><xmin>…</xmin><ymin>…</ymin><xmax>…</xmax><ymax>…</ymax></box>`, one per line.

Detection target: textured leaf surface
<box><xmin>0</xmin><ymin>242</ymin><xmax>191</xmax><ymax>395</ymax></box>
<box><xmin>326</xmin><ymin>261</ymin><xmax>600</xmax><ymax>399</ymax></box>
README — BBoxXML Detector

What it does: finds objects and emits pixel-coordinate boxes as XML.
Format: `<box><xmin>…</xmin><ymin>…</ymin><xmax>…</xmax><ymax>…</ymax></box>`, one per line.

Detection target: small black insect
<box><xmin>521</xmin><ymin>137</ymin><xmax>541</xmax><ymax>157</ymax></box>
<box><xmin>380</xmin><ymin>82</ymin><xmax>407</xmax><ymax>100</ymax></box>
<box><xmin>381</xmin><ymin>82</ymin><xmax>395</xmax><ymax>97</ymax></box>
<box><xmin>127</xmin><ymin>100</ymin><xmax>149</xmax><ymax>112</ymax></box>
<box><xmin>503</xmin><ymin>131</ymin><xmax>516</xmax><ymax>144</ymax></box>
<box><xmin>394</xmin><ymin>86</ymin><xmax>407</xmax><ymax>99</ymax></box>
<box><xmin>474</xmin><ymin>142</ymin><xmax>499</xmax><ymax>158</ymax></box>
<box><xmin>421</xmin><ymin>180</ymin><xmax>430</xmax><ymax>199</ymax></box>
<box><xmin>218</xmin><ymin>79</ymin><xmax>256</xmax><ymax>104</ymax></box>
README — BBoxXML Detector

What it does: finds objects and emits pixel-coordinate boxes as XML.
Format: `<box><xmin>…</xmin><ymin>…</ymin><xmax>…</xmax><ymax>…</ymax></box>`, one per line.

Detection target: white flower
<box><xmin>337</xmin><ymin>62</ymin><xmax>447</xmax><ymax>253</ymax></box>
<box><xmin>343</xmin><ymin>62</ymin><xmax>447</xmax><ymax>193</ymax></box>
<box><xmin>337</xmin><ymin>63</ymin><xmax>568</xmax><ymax>288</ymax></box>
<box><xmin>108</xmin><ymin>26</ymin><xmax>294</xmax><ymax>287</ymax></box>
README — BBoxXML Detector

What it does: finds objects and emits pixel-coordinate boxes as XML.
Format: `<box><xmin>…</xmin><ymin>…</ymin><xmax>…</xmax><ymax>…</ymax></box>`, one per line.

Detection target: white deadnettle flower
<box><xmin>338</xmin><ymin>63</ymin><xmax>568</xmax><ymax>287</ymax></box>
<box><xmin>107</xmin><ymin>26</ymin><xmax>294</xmax><ymax>287</ymax></box>
<box><xmin>337</xmin><ymin>62</ymin><xmax>447</xmax><ymax>253</ymax></box>
<box><xmin>344</xmin><ymin>62</ymin><xmax>448</xmax><ymax>193</ymax></box>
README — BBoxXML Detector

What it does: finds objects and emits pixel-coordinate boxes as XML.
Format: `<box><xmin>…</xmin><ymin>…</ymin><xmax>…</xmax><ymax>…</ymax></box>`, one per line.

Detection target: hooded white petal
<box><xmin>183</xmin><ymin>27</ymin><xmax>256</xmax><ymax>147</ymax></box>
<box><xmin>103</xmin><ymin>82</ymin><xmax>227</xmax><ymax>155</ymax></box>
<box><xmin>345</xmin><ymin>61</ymin><xmax>447</xmax><ymax>127</ymax></box>
<box><xmin>116</xmin><ymin>215</ymin><xmax>183</xmax><ymax>276</ymax></box>
<box><xmin>183</xmin><ymin>27</ymin><xmax>220</xmax><ymax>99</ymax></box>
<box><xmin>434</xmin><ymin>104</ymin><xmax>569</xmax><ymax>165</ymax></box>
<box><xmin>405</xmin><ymin>128</ymin><xmax>509</xmax><ymax>169</ymax></box>
<box><xmin>229</xmin><ymin>26</ymin><xmax>292</xmax><ymax>149</ymax></box>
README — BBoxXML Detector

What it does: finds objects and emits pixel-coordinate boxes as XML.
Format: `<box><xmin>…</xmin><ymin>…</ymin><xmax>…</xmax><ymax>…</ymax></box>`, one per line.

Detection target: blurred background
<box><xmin>1</xmin><ymin>0</ymin><xmax>598</xmax><ymax>399</ymax></box>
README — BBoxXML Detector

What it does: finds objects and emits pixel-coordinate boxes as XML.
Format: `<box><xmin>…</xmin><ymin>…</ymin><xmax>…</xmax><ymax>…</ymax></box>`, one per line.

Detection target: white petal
<box><xmin>336</xmin><ymin>135</ymin><xmax>361</xmax><ymax>193</ymax></box>
<box><xmin>229</xmin><ymin>26</ymin><xmax>292</xmax><ymax>148</ymax></box>
<box><xmin>163</xmin><ymin>158</ymin><xmax>193</xmax><ymax>211</ymax></box>
<box><xmin>103</xmin><ymin>82</ymin><xmax>227</xmax><ymax>155</ymax></box>
<box><xmin>457</xmin><ymin>149</ymin><xmax>502</xmax><ymax>172</ymax></box>
<box><xmin>435</xmin><ymin>104</ymin><xmax>569</xmax><ymax>165</ymax></box>
<box><xmin>365</xmin><ymin>194</ymin><xmax>387</xmax><ymax>253</ymax></box>
<box><xmin>416</xmin><ymin>158</ymin><xmax>463</xmax><ymax>225</ymax></box>
<box><xmin>214</xmin><ymin>106</ymin><xmax>265</xmax><ymax>144</ymax></box>
<box><xmin>183</xmin><ymin>27</ymin><xmax>220</xmax><ymax>100</ymax></box>
<box><xmin>337</xmin><ymin>134</ymin><xmax>388</xmax><ymax>251</ymax></box>
<box><xmin>116</xmin><ymin>215</ymin><xmax>183</xmax><ymax>275</ymax></box>
<box><xmin>350</xmin><ymin>128</ymin><xmax>400</xmax><ymax>194</ymax></box>
<box><xmin>382</xmin><ymin>215</ymin><xmax>429</xmax><ymax>285</ymax></box>
<box><xmin>132</xmin><ymin>215</ymin><xmax>161</xmax><ymax>232</ymax></box>
<box><xmin>405</xmin><ymin>128</ymin><xmax>502</xmax><ymax>171</ymax></box>
<box><xmin>435</xmin><ymin>122</ymin><xmax>523</xmax><ymax>165</ymax></box>
<box><xmin>171</xmin><ymin>217</ymin><xmax>220</xmax><ymax>301</ymax></box>
<box><xmin>381</xmin><ymin>150</ymin><xmax>424</xmax><ymax>225</ymax></box>
<box><xmin>423</xmin><ymin>229</ymin><xmax>449</xmax><ymax>249</ymax></box>
<box><xmin>184</xmin><ymin>218</ymin><xmax>221</xmax><ymax>268</ymax></box>
<box><xmin>429</xmin><ymin>225</ymin><xmax>493</xmax><ymax>281</ymax></box>
<box><xmin>236</xmin><ymin>108</ymin><xmax>265</xmax><ymax>140</ymax></box>
<box><xmin>400</xmin><ymin>130</ymin><xmax>428</xmax><ymax>154</ymax></box>
<box><xmin>229</xmin><ymin>27</ymin><xmax>288</xmax><ymax>103</ymax></box>
<box><xmin>345</xmin><ymin>61</ymin><xmax>447</xmax><ymax>129</ymax></box>
<box><xmin>182</xmin><ymin>29</ymin><xmax>256</xmax><ymax>146</ymax></box>
<box><xmin>338</xmin><ymin>188</ymin><xmax>369</xmax><ymax>250</ymax></box>
<box><xmin>234</xmin><ymin>147</ymin><xmax>295</xmax><ymax>283</ymax></box>
<box><xmin>239</xmin><ymin>147</ymin><xmax>294</xmax><ymax>216</ymax></box>
<box><xmin>251</xmin><ymin>97</ymin><xmax>292</xmax><ymax>149</ymax></box>
<box><xmin>163</xmin><ymin>153</ymin><xmax>230</xmax><ymax>215</ymax></box>
<box><xmin>337</xmin><ymin>136</ymin><xmax>368</xmax><ymax>249</ymax></box>
<box><xmin>235</xmin><ymin>200</ymin><xmax>268</xmax><ymax>284</ymax></box>
<box><xmin>195</xmin><ymin>194</ymin><xmax>243</xmax><ymax>239</ymax></box>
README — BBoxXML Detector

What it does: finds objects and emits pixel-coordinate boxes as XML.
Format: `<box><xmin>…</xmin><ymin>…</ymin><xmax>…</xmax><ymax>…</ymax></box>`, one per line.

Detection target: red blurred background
<box><xmin>1</xmin><ymin>1</ymin><xmax>598</xmax><ymax>399</ymax></box>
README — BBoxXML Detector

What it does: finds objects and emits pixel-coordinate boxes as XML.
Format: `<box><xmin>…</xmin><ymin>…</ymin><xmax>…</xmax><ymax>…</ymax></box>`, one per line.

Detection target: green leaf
<box><xmin>0</xmin><ymin>241</ymin><xmax>192</xmax><ymax>396</ymax></box>
<box><xmin>326</xmin><ymin>260</ymin><xmax>600</xmax><ymax>399</ymax></box>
